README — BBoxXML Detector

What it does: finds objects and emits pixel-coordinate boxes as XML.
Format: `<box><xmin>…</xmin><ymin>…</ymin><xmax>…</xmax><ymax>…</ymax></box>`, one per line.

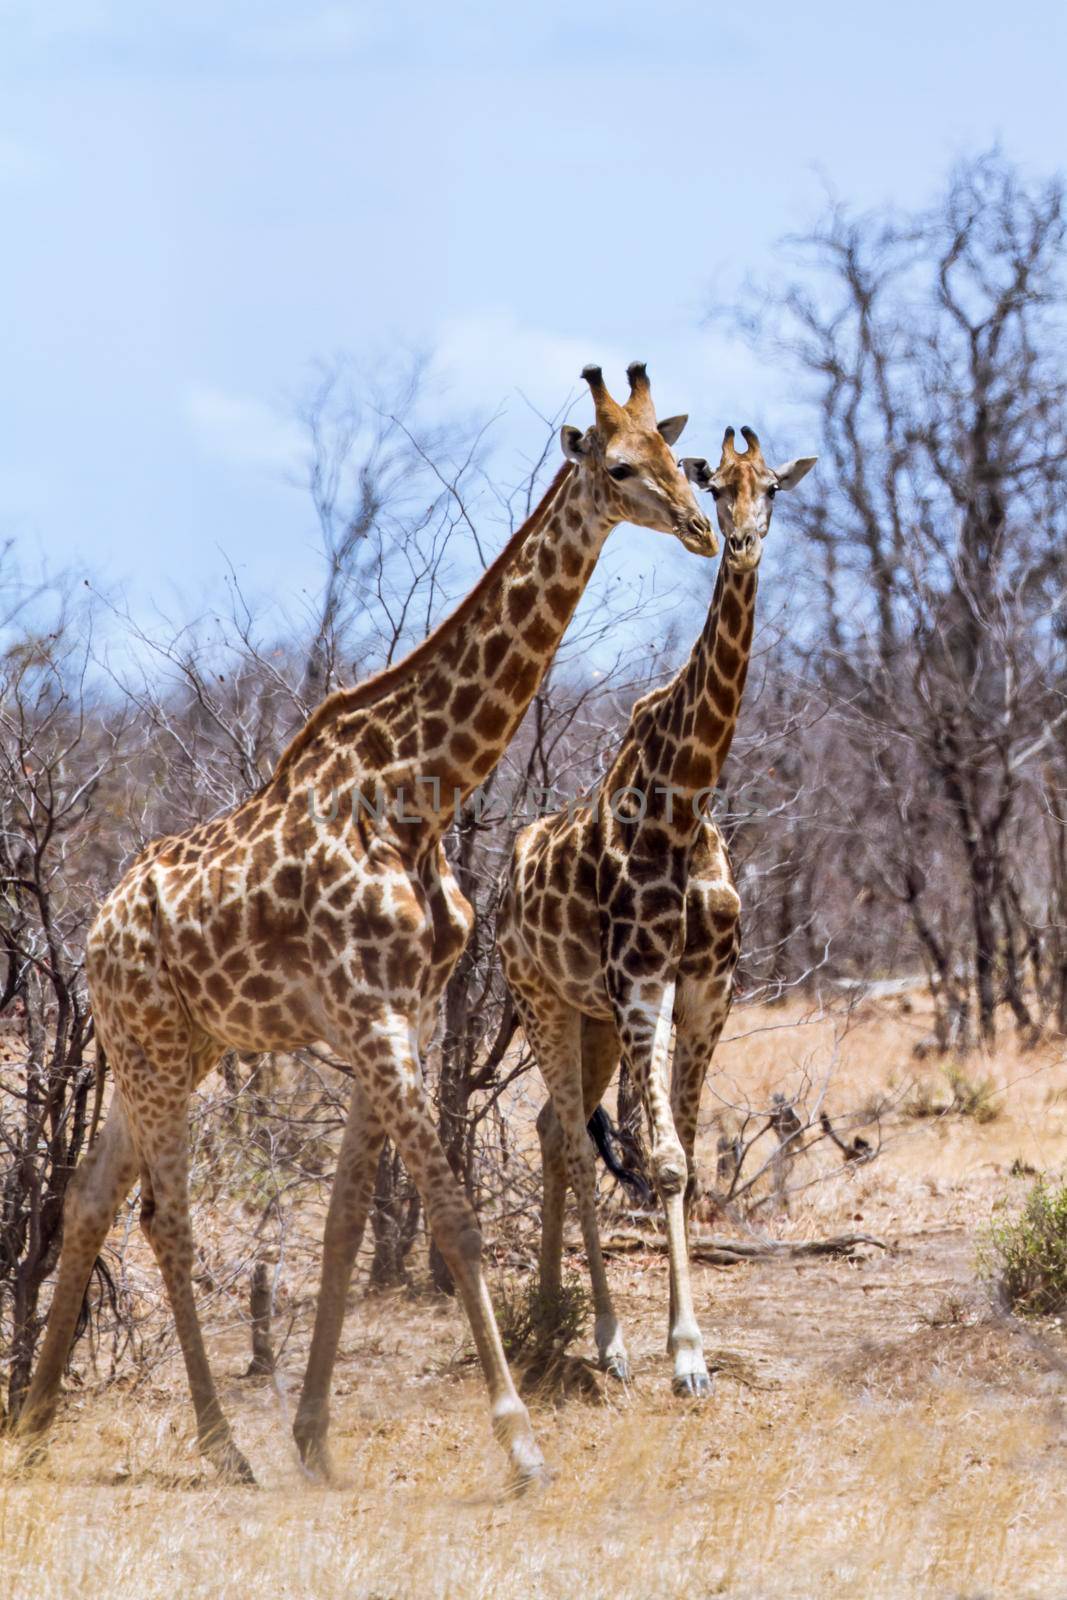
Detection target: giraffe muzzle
<box><xmin>680</xmin><ymin>514</ymin><xmax>719</xmax><ymax>558</ymax></box>
<box><xmin>727</xmin><ymin>530</ymin><xmax>763</xmax><ymax>570</ymax></box>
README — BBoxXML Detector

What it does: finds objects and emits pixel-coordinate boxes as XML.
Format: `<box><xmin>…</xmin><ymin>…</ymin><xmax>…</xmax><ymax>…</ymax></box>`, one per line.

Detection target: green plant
<box><xmin>978</xmin><ymin>1174</ymin><xmax>1067</xmax><ymax>1316</ymax></box>
<box><xmin>495</xmin><ymin>1272</ymin><xmax>590</xmax><ymax>1360</ymax></box>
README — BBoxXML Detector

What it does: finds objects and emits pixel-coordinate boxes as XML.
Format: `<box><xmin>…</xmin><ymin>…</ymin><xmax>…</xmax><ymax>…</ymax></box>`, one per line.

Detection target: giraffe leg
<box><xmin>135</xmin><ymin>1105</ymin><xmax>255</xmax><ymax>1484</ymax></box>
<box><xmin>16</xmin><ymin>1103</ymin><xmax>138</xmax><ymax>1453</ymax></box>
<box><xmin>666</xmin><ymin>1029</ymin><xmax>709</xmax><ymax>1346</ymax></box>
<box><xmin>668</xmin><ymin>867</ymin><xmax>740</xmax><ymax>1342</ymax></box>
<box><xmin>578</xmin><ymin>1017</ymin><xmax>628</xmax><ymax>1375</ymax></box>
<box><xmin>526</xmin><ymin>1005</ymin><xmax>628</xmax><ymax>1380</ymax></box>
<box><xmin>672</xmin><ymin>977</ymin><xmax>734</xmax><ymax>1226</ymax></box>
<box><xmin>535</xmin><ymin>1098</ymin><xmax>567</xmax><ymax>1305</ymax></box>
<box><xmin>617</xmin><ymin>981</ymin><xmax>711</xmax><ymax>1399</ymax></box>
<box><xmin>293</xmin><ymin>1079</ymin><xmax>384</xmax><ymax>1481</ymax></box>
<box><xmin>558</xmin><ymin>1104</ymin><xmax>630</xmax><ymax>1381</ymax></box>
<box><xmin>667</xmin><ymin>991</ymin><xmax>730</xmax><ymax>1348</ymax></box>
<box><xmin>509</xmin><ymin>990</ymin><xmax>567</xmax><ymax>1311</ymax></box>
<box><xmin>536</xmin><ymin>1092</ymin><xmax>630</xmax><ymax>1379</ymax></box>
<box><xmin>341</xmin><ymin>1008</ymin><xmax>545</xmax><ymax>1488</ymax></box>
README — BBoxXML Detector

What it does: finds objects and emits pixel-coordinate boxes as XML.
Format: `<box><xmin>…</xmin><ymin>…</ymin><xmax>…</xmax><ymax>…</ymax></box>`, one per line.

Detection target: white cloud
<box><xmin>431</xmin><ymin>308</ymin><xmax>790</xmax><ymax>460</ymax></box>
<box><xmin>433</xmin><ymin>310</ymin><xmax>622</xmax><ymax>429</ymax></box>
<box><xmin>182</xmin><ymin>384</ymin><xmax>305</xmax><ymax>473</ymax></box>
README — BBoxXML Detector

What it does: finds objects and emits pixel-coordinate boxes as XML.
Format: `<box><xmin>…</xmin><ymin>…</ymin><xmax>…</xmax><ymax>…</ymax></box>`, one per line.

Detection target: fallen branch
<box><xmin>600</xmin><ymin>1230</ymin><xmax>888</xmax><ymax>1264</ymax></box>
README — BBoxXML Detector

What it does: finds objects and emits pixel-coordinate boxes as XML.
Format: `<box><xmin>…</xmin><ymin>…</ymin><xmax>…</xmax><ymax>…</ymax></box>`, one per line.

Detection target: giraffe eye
<box><xmin>607</xmin><ymin>464</ymin><xmax>634</xmax><ymax>481</ymax></box>
<box><xmin>768</xmin><ymin>484</ymin><xmax>779</xmax><ymax>498</ymax></box>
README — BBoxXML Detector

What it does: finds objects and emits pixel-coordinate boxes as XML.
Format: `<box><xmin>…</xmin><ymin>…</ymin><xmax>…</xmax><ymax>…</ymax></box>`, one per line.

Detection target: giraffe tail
<box><xmin>586</xmin><ymin>1106</ymin><xmax>654</xmax><ymax>1206</ymax></box>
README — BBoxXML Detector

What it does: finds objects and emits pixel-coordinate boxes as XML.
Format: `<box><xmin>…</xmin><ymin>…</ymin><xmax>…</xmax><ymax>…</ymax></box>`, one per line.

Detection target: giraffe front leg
<box><xmin>340</xmin><ymin>1007</ymin><xmax>546</xmax><ymax>1489</ymax></box>
<box><xmin>620</xmin><ymin>982</ymin><xmax>711</xmax><ymax>1400</ymax></box>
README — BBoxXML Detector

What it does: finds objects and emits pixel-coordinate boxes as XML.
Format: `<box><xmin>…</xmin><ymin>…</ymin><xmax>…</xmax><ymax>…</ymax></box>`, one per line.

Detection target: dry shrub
<box><xmin>904</xmin><ymin>1062</ymin><xmax>999</xmax><ymax>1124</ymax></box>
<box><xmin>495</xmin><ymin>1272</ymin><xmax>589</xmax><ymax>1361</ymax></box>
<box><xmin>943</xmin><ymin>1063</ymin><xmax>999</xmax><ymax>1123</ymax></box>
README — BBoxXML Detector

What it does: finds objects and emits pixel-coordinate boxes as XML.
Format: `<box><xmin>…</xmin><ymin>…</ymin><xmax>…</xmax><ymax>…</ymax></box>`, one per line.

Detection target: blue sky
<box><xmin>2</xmin><ymin>0</ymin><xmax>1065</xmax><ymax>638</ymax></box>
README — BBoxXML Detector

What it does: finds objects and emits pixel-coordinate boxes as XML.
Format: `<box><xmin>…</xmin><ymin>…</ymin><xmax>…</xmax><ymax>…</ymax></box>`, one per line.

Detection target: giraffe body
<box><xmin>17</xmin><ymin>366</ymin><xmax>715</xmax><ymax>1485</ymax></box>
<box><xmin>498</xmin><ymin>428</ymin><xmax>816</xmax><ymax>1392</ymax></box>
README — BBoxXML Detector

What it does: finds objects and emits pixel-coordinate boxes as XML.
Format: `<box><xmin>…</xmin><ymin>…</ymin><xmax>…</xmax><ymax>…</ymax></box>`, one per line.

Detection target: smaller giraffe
<box><xmin>498</xmin><ymin>426</ymin><xmax>815</xmax><ymax>1395</ymax></box>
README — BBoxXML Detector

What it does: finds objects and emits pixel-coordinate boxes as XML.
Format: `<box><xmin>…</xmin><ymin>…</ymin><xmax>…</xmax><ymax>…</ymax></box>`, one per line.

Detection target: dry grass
<box><xmin>3</xmin><ymin>998</ymin><xmax>1067</xmax><ymax>1599</ymax></box>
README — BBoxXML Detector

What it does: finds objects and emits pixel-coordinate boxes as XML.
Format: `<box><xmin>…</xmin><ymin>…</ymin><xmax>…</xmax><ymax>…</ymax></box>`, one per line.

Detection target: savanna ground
<box><xmin>2</xmin><ymin>998</ymin><xmax>1066</xmax><ymax>1600</ymax></box>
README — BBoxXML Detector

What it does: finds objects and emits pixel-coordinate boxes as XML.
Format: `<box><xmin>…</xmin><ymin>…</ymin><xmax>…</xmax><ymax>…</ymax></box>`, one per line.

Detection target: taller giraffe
<box><xmin>497</xmin><ymin>426</ymin><xmax>816</xmax><ymax>1395</ymax></box>
<box><xmin>17</xmin><ymin>365</ymin><xmax>715</xmax><ymax>1487</ymax></box>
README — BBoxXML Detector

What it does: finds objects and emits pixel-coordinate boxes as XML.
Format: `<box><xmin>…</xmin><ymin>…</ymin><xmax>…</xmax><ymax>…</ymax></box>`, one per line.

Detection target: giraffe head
<box><xmin>681</xmin><ymin>427</ymin><xmax>817</xmax><ymax>573</ymax></box>
<box><xmin>561</xmin><ymin>363</ymin><xmax>718</xmax><ymax>557</ymax></box>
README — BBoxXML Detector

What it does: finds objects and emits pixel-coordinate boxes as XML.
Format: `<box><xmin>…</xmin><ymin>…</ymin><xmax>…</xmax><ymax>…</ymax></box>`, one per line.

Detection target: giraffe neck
<box><xmin>278</xmin><ymin>465</ymin><xmax>617</xmax><ymax>840</ymax></box>
<box><xmin>629</xmin><ymin>558</ymin><xmax>758</xmax><ymax>826</ymax></box>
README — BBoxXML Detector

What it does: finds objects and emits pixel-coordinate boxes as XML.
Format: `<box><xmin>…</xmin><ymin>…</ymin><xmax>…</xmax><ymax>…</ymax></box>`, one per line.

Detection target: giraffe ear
<box><xmin>773</xmin><ymin>455</ymin><xmax>818</xmax><ymax>490</ymax></box>
<box><xmin>656</xmin><ymin>414</ymin><xmax>688</xmax><ymax>446</ymax></box>
<box><xmin>561</xmin><ymin>424</ymin><xmax>593</xmax><ymax>463</ymax></box>
<box><xmin>680</xmin><ymin>456</ymin><xmax>714</xmax><ymax>490</ymax></box>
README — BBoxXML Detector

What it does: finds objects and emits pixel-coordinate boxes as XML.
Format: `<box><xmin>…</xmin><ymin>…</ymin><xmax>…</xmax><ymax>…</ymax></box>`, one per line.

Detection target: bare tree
<box><xmin>0</xmin><ymin>611</ymin><xmax>132</xmax><ymax>1417</ymax></box>
<box><xmin>726</xmin><ymin>152</ymin><xmax>1067</xmax><ymax>1044</ymax></box>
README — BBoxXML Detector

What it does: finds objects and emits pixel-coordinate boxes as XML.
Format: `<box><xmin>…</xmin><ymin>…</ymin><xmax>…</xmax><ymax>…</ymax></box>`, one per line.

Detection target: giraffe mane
<box><xmin>271</xmin><ymin>461</ymin><xmax>576</xmax><ymax>781</ymax></box>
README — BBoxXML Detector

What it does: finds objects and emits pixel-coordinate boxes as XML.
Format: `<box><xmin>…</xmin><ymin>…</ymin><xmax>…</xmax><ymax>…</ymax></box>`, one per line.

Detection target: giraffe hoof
<box><xmin>672</xmin><ymin>1371</ymin><xmax>713</xmax><ymax>1400</ymax></box>
<box><xmin>510</xmin><ymin>1458</ymin><xmax>554</xmax><ymax>1496</ymax></box>
<box><xmin>296</xmin><ymin>1441</ymin><xmax>334</xmax><ymax>1486</ymax></box>
<box><xmin>603</xmin><ymin>1354</ymin><xmax>631</xmax><ymax>1384</ymax></box>
<box><xmin>13</xmin><ymin>1439</ymin><xmax>50</xmax><ymax>1478</ymax></box>
<box><xmin>209</xmin><ymin>1441</ymin><xmax>257</xmax><ymax>1485</ymax></box>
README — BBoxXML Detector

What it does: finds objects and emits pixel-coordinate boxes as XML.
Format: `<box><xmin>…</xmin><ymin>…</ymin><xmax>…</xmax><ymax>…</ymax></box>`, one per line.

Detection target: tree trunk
<box><xmin>998</xmin><ymin>883</ymin><xmax>1037</xmax><ymax>1039</ymax></box>
<box><xmin>369</xmin><ymin>1143</ymin><xmax>420</xmax><ymax>1289</ymax></box>
<box><xmin>244</xmin><ymin>1262</ymin><xmax>275</xmax><ymax>1376</ymax></box>
<box><xmin>970</xmin><ymin>850</ymin><xmax>1000</xmax><ymax>1047</ymax></box>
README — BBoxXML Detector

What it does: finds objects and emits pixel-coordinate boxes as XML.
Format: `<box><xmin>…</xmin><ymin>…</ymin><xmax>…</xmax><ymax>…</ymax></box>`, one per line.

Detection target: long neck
<box><xmin>277</xmin><ymin>465</ymin><xmax>617</xmax><ymax>837</ymax></box>
<box><xmin>631</xmin><ymin>558</ymin><xmax>758</xmax><ymax>819</ymax></box>
<box><xmin>404</xmin><ymin>468</ymin><xmax>615</xmax><ymax>803</ymax></box>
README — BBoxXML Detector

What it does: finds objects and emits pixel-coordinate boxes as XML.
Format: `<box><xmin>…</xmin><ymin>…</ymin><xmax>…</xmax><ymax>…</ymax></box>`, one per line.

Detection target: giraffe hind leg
<box><xmin>529</xmin><ymin>1004</ymin><xmax>629</xmax><ymax>1383</ymax></box>
<box><xmin>580</xmin><ymin>1016</ymin><xmax>630</xmax><ymax>1379</ymax></box>
<box><xmin>136</xmin><ymin>1123</ymin><xmax>255</xmax><ymax>1484</ymax></box>
<box><xmin>109</xmin><ymin>1030</ymin><xmax>255</xmax><ymax>1485</ymax></box>
<box><xmin>293</xmin><ymin>1079</ymin><xmax>385</xmax><ymax>1481</ymax></box>
<box><xmin>16</xmin><ymin>1102</ymin><xmax>138</xmax><ymax>1455</ymax></box>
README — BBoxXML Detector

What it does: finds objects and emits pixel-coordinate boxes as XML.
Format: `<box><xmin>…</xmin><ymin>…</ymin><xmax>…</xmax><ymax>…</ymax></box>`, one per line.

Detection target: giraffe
<box><xmin>16</xmin><ymin>364</ymin><xmax>716</xmax><ymax>1488</ymax></box>
<box><xmin>497</xmin><ymin>425</ymin><xmax>816</xmax><ymax>1394</ymax></box>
